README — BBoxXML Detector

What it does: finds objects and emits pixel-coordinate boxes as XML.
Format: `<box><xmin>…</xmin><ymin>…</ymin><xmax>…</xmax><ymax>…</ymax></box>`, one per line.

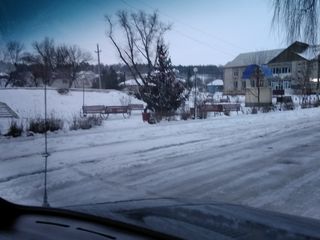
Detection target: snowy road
<box><xmin>1</xmin><ymin>109</ymin><xmax>320</xmax><ymax>220</ymax></box>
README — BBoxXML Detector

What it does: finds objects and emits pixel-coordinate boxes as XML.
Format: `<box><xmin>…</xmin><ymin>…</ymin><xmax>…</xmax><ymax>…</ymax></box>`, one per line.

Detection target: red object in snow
<box><xmin>142</xmin><ymin>112</ymin><xmax>150</xmax><ymax>122</ymax></box>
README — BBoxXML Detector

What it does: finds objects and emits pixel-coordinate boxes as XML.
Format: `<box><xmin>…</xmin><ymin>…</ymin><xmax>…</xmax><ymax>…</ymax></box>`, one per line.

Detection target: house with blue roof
<box><xmin>223</xmin><ymin>41</ymin><xmax>319</xmax><ymax>95</ymax></box>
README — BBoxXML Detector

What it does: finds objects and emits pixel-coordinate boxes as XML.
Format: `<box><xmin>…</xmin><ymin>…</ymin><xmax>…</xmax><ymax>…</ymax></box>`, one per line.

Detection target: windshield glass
<box><xmin>1</xmin><ymin>0</ymin><xmax>320</xmax><ymax>222</ymax></box>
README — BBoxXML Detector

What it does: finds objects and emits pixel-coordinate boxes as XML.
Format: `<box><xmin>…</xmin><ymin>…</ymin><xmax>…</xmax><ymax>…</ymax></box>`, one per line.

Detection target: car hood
<box><xmin>64</xmin><ymin>198</ymin><xmax>320</xmax><ymax>240</ymax></box>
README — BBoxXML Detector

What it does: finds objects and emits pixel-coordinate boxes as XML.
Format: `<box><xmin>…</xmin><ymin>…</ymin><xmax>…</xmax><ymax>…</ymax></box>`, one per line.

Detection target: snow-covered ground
<box><xmin>1</xmin><ymin>88</ymin><xmax>320</xmax><ymax>221</ymax></box>
<box><xmin>0</xmin><ymin>88</ymin><xmax>144</xmax><ymax>133</ymax></box>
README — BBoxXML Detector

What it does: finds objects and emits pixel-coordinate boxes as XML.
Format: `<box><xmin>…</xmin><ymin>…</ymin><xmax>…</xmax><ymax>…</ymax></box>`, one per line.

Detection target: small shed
<box><xmin>207</xmin><ymin>79</ymin><xmax>223</xmax><ymax>93</ymax></box>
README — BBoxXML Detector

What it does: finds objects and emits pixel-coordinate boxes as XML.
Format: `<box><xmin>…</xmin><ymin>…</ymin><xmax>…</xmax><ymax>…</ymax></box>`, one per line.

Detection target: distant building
<box><xmin>72</xmin><ymin>71</ymin><xmax>98</xmax><ymax>88</ymax></box>
<box><xmin>119</xmin><ymin>79</ymin><xmax>143</xmax><ymax>94</ymax></box>
<box><xmin>224</xmin><ymin>41</ymin><xmax>319</xmax><ymax>95</ymax></box>
<box><xmin>207</xmin><ymin>79</ymin><xmax>223</xmax><ymax>93</ymax></box>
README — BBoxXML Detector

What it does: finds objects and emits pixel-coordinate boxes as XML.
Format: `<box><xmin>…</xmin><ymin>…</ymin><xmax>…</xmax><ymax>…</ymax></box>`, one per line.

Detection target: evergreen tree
<box><xmin>140</xmin><ymin>43</ymin><xmax>187</xmax><ymax>117</ymax></box>
<box><xmin>101</xmin><ymin>66</ymin><xmax>119</xmax><ymax>89</ymax></box>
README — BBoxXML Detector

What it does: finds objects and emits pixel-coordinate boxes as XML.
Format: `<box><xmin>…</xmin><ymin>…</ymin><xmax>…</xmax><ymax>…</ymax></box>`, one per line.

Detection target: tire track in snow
<box><xmin>0</xmin><ymin>157</ymin><xmax>104</xmax><ymax>184</ymax></box>
<box><xmin>107</xmin><ymin>123</ymin><xmax>320</xmax><ymax>209</ymax></box>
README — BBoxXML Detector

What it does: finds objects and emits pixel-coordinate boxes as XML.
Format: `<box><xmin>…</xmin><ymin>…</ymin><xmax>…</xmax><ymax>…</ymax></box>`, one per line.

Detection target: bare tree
<box><xmin>0</xmin><ymin>48</ymin><xmax>6</xmax><ymax>62</ymax></box>
<box><xmin>20</xmin><ymin>52</ymin><xmax>46</xmax><ymax>87</ymax></box>
<box><xmin>272</xmin><ymin>0</ymin><xmax>319</xmax><ymax>45</ymax></box>
<box><xmin>106</xmin><ymin>10</ymin><xmax>171</xmax><ymax>108</ymax></box>
<box><xmin>2</xmin><ymin>41</ymin><xmax>25</xmax><ymax>87</ymax></box>
<box><xmin>6</xmin><ymin>41</ymin><xmax>24</xmax><ymax>64</ymax></box>
<box><xmin>54</xmin><ymin>44</ymin><xmax>92</xmax><ymax>88</ymax></box>
<box><xmin>66</xmin><ymin>45</ymin><xmax>92</xmax><ymax>88</ymax></box>
<box><xmin>27</xmin><ymin>39</ymin><xmax>92</xmax><ymax>88</ymax></box>
<box><xmin>296</xmin><ymin>61</ymin><xmax>313</xmax><ymax>96</ymax></box>
<box><xmin>56</xmin><ymin>45</ymin><xmax>69</xmax><ymax>67</ymax></box>
<box><xmin>32</xmin><ymin>37</ymin><xmax>56</xmax><ymax>85</ymax></box>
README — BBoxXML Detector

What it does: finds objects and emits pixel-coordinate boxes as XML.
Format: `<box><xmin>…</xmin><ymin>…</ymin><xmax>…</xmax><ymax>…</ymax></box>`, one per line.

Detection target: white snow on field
<box><xmin>1</xmin><ymin>88</ymin><xmax>320</xmax><ymax>221</ymax></box>
<box><xmin>0</xmin><ymin>88</ymin><xmax>144</xmax><ymax>133</ymax></box>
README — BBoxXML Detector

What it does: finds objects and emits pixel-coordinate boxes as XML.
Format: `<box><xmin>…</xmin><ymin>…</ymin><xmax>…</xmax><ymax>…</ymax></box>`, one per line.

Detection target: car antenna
<box><xmin>41</xmin><ymin>80</ymin><xmax>50</xmax><ymax>208</ymax></box>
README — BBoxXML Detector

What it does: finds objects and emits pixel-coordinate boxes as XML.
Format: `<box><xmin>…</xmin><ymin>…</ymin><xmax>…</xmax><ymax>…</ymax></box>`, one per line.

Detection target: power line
<box><xmin>172</xmin><ymin>28</ymin><xmax>235</xmax><ymax>57</ymax></box>
<box><xmin>128</xmin><ymin>0</ymin><xmax>249</xmax><ymax>52</ymax></box>
<box><xmin>119</xmin><ymin>0</ymin><xmax>237</xmax><ymax>58</ymax></box>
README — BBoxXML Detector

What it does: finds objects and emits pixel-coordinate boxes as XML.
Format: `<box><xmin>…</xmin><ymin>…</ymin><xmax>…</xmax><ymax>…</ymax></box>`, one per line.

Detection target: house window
<box><xmin>276</xmin><ymin>81</ymin><xmax>283</xmax><ymax>90</ymax></box>
<box><xmin>282</xmin><ymin>67</ymin><xmax>289</xmax><ymax>74</ymax></box>
<box><xmin>234</xmin><ymin>81</ymin><xmax>238</xmax><ymax>89</ymax></box>
<box><xmin>233</xmin><ymin>71</ymin><xmax>239</xmax><ymax>78</ymax></box>
<box><xmin>284</xmin><ymin>81</ymin><xmax>291</xmax><ymax>89</ymax></box>
<box><xmin>251</xmin><ymin>79</ymin><xmax>255</xmax><ymax>87</ymax></box>
<box><xmin>241</xmin><ymin>81</ymin><xmax>246</xmax><ymax>90</ymax></box>
<box><xmin>258</xmin><ymin>79</ymin><xmax>264</xmax><ymax>87</ymax></box>
<box><xmin>288</xmin><ymin>67</ymin><xmax>291</xmax><ymax>73</ymax></box>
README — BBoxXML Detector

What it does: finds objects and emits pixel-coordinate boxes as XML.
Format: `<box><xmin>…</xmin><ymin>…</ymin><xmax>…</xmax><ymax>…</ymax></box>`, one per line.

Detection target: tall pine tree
<box><xmin>140</xmin><ymin>43</ymin><xmax>187</xmax><ymax>118</ymax></box>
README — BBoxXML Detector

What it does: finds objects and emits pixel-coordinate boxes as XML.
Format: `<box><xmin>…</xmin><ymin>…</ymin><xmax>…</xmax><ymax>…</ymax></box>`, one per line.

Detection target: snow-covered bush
<box><xmin>261</xmin><ymin>106</ymin><xmax>274</xmax><ymax>113</ymax></box>
<box><xmin>57</xmin><ymin>88</ymin><xmax>69</xmax><ymax>95</ymax></box>
<box><xmin>4</xmin><ymin>120</ymin><xmax>23</xmax><ymax>137</ymax></box>
<box><xmin>69</xmin><ymin>116</ymin><xmax>102</xmax><ymax>130</ymax></box>
<box><xmin>180</xmin><ymin>111</ymin><xmax>191</xmax><ymax>120</ymax></box>
<box><xmin>28</xmin><ymin>116</ymin><xmax>63</xmax><ymax>133</ymax></box>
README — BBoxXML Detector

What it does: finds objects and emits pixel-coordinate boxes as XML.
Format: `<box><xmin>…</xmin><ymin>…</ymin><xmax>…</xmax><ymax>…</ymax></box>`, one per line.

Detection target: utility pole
<box><xmin>193</xmin><ymin>67</ymin><xmax>198</xmax><ymax>119</ymax></box>
<box><xmin>95</xmin><ymin>44</ymin><xmax>102</xmax><ymax>89</ymax></box>
<box><xmin>256</xmin><ymin>66</ymin><xmax>260</xmax><ymax>107</ymax></box>
<box><xmin>82</xmin><ymin>76</ymin><xmax>85</xmax><ymax>107</ymax></box>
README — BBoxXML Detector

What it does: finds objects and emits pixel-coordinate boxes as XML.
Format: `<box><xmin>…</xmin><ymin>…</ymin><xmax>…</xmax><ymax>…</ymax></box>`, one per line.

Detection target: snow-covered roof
<box><xmin>296</xmin><ymin>45</ymin><xmax>320</xmax><ymax>60</ymax></box>
<box><xmin>207</xmin><ymin>79</ymin><xmax>223</xmax><ymax>86</ymax></box>
<box><xmin>120</xmin><ymin>77</ymin><xmax>185</xmax><ymax>86</ymax></box>
<box><xmin>176</xmin><ymin>77</ymin><xmax>186</xmax><ymax>83</ymax></box>
<box><xmin>0</xmin><ymin>72</ymin><xmax>9</xmax><ymax>77</ymax></box>
<box><xmin>77</xmin><ymin>71</ymin><xmax>99</xmax><ymax>79</ymax></box>
<box><xmin>120</xmin><ymin>79</ymin><xmax>143</xmax><ymax>86</ymax></box>
<box><xmin>225</xmin><ymin>49</ymin><xmax>284</xmax><ymax>68</ymax></box>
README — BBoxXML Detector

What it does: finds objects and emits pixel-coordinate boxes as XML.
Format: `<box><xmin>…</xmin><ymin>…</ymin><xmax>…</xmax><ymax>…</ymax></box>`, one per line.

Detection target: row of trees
<box><xmin>0</xmin><ymin>40</ymin><xmax>219</xmax><ymax>91</ymax></box>
<box><xmin>1</xmin><ymin>38</ymin><xmax>92</xmax><ymax>88</ymax></box>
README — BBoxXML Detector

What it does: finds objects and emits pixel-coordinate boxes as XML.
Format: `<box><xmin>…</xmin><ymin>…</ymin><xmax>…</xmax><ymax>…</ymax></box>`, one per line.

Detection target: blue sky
<box><xmin>0</xmin><ymin>0</ymin><xmax>287</xmax><ymax>65</ymax></box>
